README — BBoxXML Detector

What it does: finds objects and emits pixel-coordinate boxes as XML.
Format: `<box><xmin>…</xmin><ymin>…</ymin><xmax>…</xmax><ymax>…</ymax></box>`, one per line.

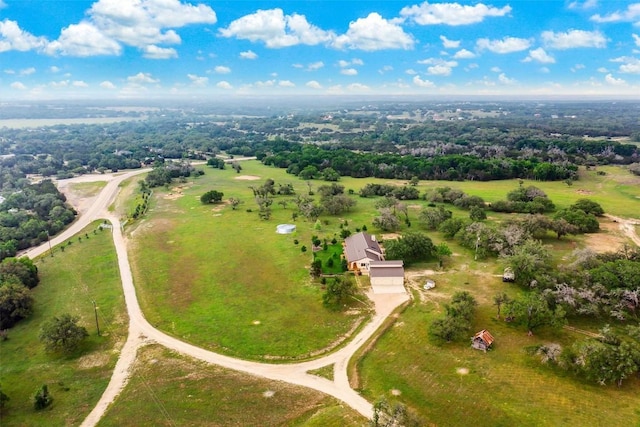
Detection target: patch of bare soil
<box><xmin>77</xmin><ymin>352</ymin><xmax>111</xmax><ymax>369</ymax></box>
<box><xmin>584</xmin><ymin>220</ymin><xmax>627</xmax><ymax>253</ymax></box>
<box><xmin>380</xmin><ymin>233</ymin><xmax>400</xmax><ymax>240</ymax></box>
<box><xmin>235</xmin><ymin>175</ymin><xmax>261</xmax><ymax>181</ymax></box>
<box><xmin>211</xmin><ymin>200</ymin><xmax>230</xmax><ymax>213</ymax></box>
<box><xmin>576</xmin><ymin>189</ymin><xmax>595</xmax><ymax>195</ymax></box>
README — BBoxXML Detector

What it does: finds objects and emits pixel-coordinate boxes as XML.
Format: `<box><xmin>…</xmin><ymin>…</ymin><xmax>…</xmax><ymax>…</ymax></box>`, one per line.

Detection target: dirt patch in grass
<box><xmin>77</xmin><ymin>352</ymin><xmax>111</xmax><ymax>369</ymax></box>
<box><xmin>583</xmin><ymin>220</ymin><xmax>627</xmax><ymax>253</ymax></box>
<box><xmin>576</xmin><ymin>189</ymin><xmax>595</xmax><ymax>195</ymax></box>
<box><xmin>235</xmin><ymin>175</ymin><xmax>261</xmax><ymax>180</ymax></box>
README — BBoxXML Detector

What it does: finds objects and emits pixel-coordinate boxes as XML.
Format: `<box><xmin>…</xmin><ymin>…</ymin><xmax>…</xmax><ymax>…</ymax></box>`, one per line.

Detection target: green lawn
<box><xmin>0</xmin><ymin>221</ymin><xmax>126</xmax><ymax>426</ymax></box>
<box><xmin>314</xmin><ymin>243</ymin><xmax>345</xmax><ymax>275</ymax></box>
<box><xmin>98</xmin><ymin>345</ymin><xmax>366</xmax><ymax>427</ymax></box>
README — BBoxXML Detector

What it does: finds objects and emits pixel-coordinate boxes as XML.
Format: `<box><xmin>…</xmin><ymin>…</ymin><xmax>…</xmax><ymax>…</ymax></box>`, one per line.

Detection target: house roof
<box><xmin>369</xmin><ymin>262</ymin><xmax>404</xmax><ymax>279</ymax></box>
<box><xmin>472</xmin><ymin>329</ymin><xmax>494</xmax><ymax>345</ymax></box>
<box><xmin>344</xmin><ymin>232</ymin><xmax>383</xmax><ymax>263</ymax></box>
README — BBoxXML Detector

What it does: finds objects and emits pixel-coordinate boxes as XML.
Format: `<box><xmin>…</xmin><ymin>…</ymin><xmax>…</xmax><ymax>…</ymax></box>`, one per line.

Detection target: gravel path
<box><xmin>26</xmin><ymin>168</ymin><xmax>409</xmax><ymax>425</ymax></box>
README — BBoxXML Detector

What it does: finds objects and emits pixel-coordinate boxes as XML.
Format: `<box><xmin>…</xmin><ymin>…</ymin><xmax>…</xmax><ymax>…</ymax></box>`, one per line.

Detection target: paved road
<box><xmin>25</xmin><ymin>168</ymin><xmax>409</xmax><ymax>425</ymax></box>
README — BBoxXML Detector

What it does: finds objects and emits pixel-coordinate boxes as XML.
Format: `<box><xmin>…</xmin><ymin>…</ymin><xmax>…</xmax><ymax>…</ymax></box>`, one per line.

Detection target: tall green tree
<box><xmin>39</xmin><ymin>314</ymin><xmax>89</xmax><ymax>353</ymax></box>
<box><xmin>507</xmin><ymin>292</ymin><xmax>566</xmax><ymax>335</ymax></box>
<box><xmin>384</xmin><ymin>232</ymin><xmax>436</xmax><ymax>265</ymax></box>
<box><xmin>0</xmin><ymin>281</ymin><xmax>34</xmax><ymax>329</ymax></box>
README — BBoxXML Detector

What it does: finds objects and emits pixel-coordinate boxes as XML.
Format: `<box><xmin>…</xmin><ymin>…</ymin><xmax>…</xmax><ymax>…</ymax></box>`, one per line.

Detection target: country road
<box><xmin>25</xmin><ymin>166</ymin><xmax>409</xmax><ymax>425</ymax></box>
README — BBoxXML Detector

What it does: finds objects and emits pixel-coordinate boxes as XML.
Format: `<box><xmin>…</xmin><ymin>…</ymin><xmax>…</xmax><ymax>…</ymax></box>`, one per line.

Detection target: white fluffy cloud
<box><xmin>498</xmin><ymin>73</ymin><xmax>516</xmax><ymax>84</ymax></box>
<box><xmin>401</xmin><ymin>1</ymin><xmax>511</xmax><ymax>25</ymax></box>
<box><xmin>306</xmin><ymin>80</ymin><xmax>322</xmax><ymax>89</ymax></box>
<box><xmin>46</xmin><ymin>0</ymin><xmax>216</xmax><ymax>57</ymax></box>
<box><xmin>10</xmin><ymin>81</ymin><xmax>27</xmax><ymax>90</ymax></box>
<box><xmin>605</xmin><ymin>73</ymin><xmax>626</xmax><ymax>86</ymax></box>
<box><xmin>306</xmin><ymin>61</ymin><xmax>324</xmax><ymax>71</ymax></box>
<box><xmin>127</xmin><ymin>72</ymin><xmax>159</xmax><ymax>84</ymax></box>
<box><xmin>341</xmin><ymin>68</ymin><xmax>358</xmax><ymax>76</ymax></box>
<box><xmin>239</xmin><ymin>50</ymin><xmax>257</xmax><ymax>59</ymax></box>
<box><xmin>187</xmin><ymin>74</ymin><xmax>208</xmax><ymax>86</ymax></box>
<box><xmin>0</xmin><ymin>19</ymin><xmax>48</xmax><ymax>53</ymax></box>
<box><xmin>216</xmin><ymin>81</ymin><xmax>232</xmax><ymax>89</ymax></box>
<box><xmin>20</xmin><ymin>67</ymin><xmax>36</xmax><ymax>75</ymax></box>
<box><xmin>568</xmin><ymin>0</ymin><xmax>598</xmax><ymax>10</ymax></box>
<box><xmin>591</xmin><ymin>3</ymin><xmax>640</xmax><ymax>24</ymax></box>
<box><xmin>219</xmin><ymin>9</ymin><xmax>333</xmax><ymax>48</ymax></box>
<box><xmin>45</xmin><ymin>22</ymin><xmax>122</xmax><ymax>56</ymax></box>
<box><xmin>143</xmin><ymin>45</ymin><xmax>177</xmax><ymax>59</ymax></box>
<box><xmin>333</xmin><ymin>13</ymin><xmax>414</xmax><ymax>51</ymax></box>
<box><xmin>633</xmin><ymin>34</ymin><xmax>640</xmax><ymax>47</ymax></box>
<box><xmin>413</xmin><ymin>75</ymin><xmax>435</xmax><ymax>87</ymax></box>
<box><xmin>72</xmin><ymin>80</ymin><xmax>88</xmax><ymax>87</ymax></box>
<box><xmin>346</xmin><ymin>83</ymin><xmax>370</xmax><ymax>91</ymax></box>
<box><xmin>611</xmin><ymin>56</ymin><xmax>640</xmax><ymax>74</ymax></box>
<box><xmin>418</xmin><ymin>58</ymin><xmax>458</xmax><ymax>76</ymax></box>
<box><xmin>279</xmin><ymin>80</ymin><xmax>295</xmax><ymax>87</ymax></box>
<box><xmin>100</xmin><ymin>81</ymin><xmax>116</xmax><ymax>89</ymax></box>
<box><xmin>214</xmin><ymin>65</ymin><xmax>231</xmax><ymax>74</ymax></box>
<box><xmin>477</xmin><ymin>36</ymin><xmax>531</xmax><ymax>53</ymax></box>
<box><xmin>523</xmin><ymin>47</ymin><xmax>555</xmax><ymax>63</ymax></box>
<box><xmin>541</xmin><ymin>30</ymin><xmax>607</xmax><ymax>49</ymax></box>
<box><xmin>453</xmin><ymin>49</ymin><xmax>475</xmax><ymax>59</ymax></box>
<box><xmin>440</xmin><ymin>35</ymin><xmax>460</xmax><ymax>49</ymax></box>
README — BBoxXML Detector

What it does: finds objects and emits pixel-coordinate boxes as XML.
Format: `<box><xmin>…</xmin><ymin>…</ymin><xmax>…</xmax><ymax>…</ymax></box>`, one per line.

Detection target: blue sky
<box><xmin>1</xmin><ymin>0</ymin><xmax>640</xmax><ymax>100</ymax></box>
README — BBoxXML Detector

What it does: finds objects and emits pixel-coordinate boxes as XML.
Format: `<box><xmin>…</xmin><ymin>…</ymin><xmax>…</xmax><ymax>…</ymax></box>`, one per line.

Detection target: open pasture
<box><xmin>0</xmin><ymin>221</ymin><xmax>126</xmax><ymax>426</ymax></box>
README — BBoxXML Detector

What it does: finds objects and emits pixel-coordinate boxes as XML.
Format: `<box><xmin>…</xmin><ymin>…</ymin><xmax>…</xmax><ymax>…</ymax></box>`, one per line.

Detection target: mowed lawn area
<box><xmin>0</xmin><ymin>221</ymin><xmax>126</xmax><ymax>426</ymax></box>
<box><xmin>98</xmin><ymin>345</ymin><xmax>366</xmax><ymax>427</ymax></box>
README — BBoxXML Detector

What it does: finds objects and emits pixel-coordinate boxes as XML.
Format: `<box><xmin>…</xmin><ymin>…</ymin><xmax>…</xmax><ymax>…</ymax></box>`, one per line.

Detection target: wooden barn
<box><xmin>471</xmin><ymin>329</ymin><xmax>494</xmax><ymax>352</ymax></box>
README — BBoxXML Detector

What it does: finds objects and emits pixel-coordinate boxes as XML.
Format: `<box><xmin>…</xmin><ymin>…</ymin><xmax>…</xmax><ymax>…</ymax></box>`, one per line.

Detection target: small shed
<box><xmin>471</xmin><ymin>329</ymin><xmax>494</xmax><ymax>352</ymax></box>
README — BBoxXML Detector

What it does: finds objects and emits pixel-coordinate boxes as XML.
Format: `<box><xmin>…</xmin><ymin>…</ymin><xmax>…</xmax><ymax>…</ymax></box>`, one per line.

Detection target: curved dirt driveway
<box><xmin>26</xmin><ymin>168</ymin><xmax>409</xmax><ymax>425</ymax></box>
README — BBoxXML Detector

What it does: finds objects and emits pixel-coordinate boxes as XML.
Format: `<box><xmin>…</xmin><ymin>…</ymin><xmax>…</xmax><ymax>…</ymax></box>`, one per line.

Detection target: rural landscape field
<box><xmin>1</xmin><ymin>97</ymin><xmax>640</xmax><ymax>425</ymax></box>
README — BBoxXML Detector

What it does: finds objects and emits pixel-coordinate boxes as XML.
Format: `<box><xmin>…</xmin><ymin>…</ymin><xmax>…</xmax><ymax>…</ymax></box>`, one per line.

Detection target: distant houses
<box><xmin>343</xmin><ymin>232</ymin><xmax>405</xmax><ymax>294</ymax></box>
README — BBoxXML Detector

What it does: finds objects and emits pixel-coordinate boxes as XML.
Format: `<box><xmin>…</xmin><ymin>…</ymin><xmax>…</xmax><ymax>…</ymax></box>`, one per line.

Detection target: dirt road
<box><xmin>605</xmin><ymin>214</ymin><xmax>640</xmax><ymax>247</ymax></box>
<box><xmin>25</xmin><ymin>168</ymin><xmax>409</xmax><ymax>425</ymax></box>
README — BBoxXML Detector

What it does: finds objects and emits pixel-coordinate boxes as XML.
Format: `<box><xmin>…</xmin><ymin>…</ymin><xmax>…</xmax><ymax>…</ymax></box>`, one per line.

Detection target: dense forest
<box><xmin>0</xmin><ymin>100</ymin><xmax>638</xmax><ymax>182</ymax></box>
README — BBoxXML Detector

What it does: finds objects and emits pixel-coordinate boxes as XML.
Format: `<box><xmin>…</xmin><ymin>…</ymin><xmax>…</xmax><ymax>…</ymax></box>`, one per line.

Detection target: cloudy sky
<box><xmin>1</xmin><ymin>0</ymin><xmax>640</xmax><ymax>99</ymax></box>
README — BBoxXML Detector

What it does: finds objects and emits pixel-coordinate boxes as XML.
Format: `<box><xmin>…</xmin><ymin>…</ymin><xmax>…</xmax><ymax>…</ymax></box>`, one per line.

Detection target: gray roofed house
<box><xmin>343</xmin><ymin>232</ymin><xmax>384</xmax><ymax>275</ymax></box>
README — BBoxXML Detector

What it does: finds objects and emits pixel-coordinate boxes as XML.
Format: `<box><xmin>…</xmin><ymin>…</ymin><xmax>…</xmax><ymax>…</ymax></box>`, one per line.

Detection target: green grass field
<box><xmin>98</xmin><ymin>345</ymin><xmax>366</xmax><ymax>427</ymax></box>
<box><xmin>356</xmin><ymin>291</ymin><xmax>640</xmax><ymax>426</ymax></box>
<box><xmin>128</xmin><ymin>163</ymin><xmax>366</xmax><ymax>360</ymax></box>
<box><xmin>0</xmin><ymin>221</ymin><xmax>126</xmax><ymax>426</ymax></box>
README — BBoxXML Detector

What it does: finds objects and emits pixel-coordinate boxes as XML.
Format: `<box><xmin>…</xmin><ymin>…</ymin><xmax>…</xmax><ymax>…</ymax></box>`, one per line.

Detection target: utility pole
<box><xmin>92</xmin><ymin>300</ymin><xmax>100</xmax><ymax>336</ymax></box>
